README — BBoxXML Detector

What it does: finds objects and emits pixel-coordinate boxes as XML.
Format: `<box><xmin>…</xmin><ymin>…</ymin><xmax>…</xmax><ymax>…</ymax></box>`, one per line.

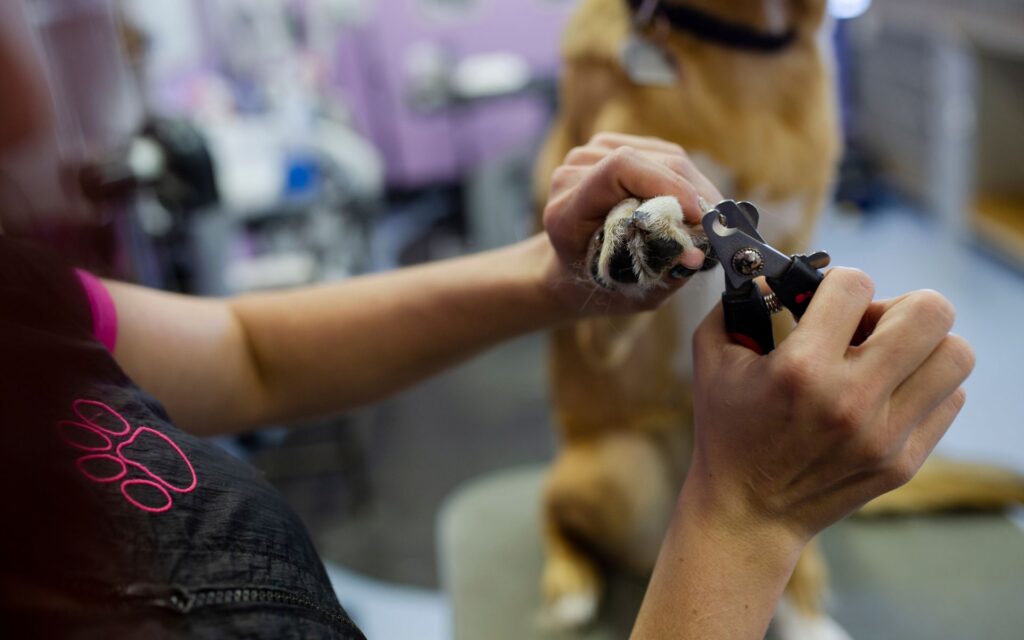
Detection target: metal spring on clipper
<box><xmin>763</xmin><ymin>292</ymin><xmax>782</xmax><ymax>315</ymax></box>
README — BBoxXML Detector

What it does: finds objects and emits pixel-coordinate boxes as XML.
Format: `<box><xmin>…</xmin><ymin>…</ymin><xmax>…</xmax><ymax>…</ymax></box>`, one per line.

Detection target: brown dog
<box><xmin>534</xmin><ymin>1</ymin><xmax>1024</xmax><ymax>637</ymax></box>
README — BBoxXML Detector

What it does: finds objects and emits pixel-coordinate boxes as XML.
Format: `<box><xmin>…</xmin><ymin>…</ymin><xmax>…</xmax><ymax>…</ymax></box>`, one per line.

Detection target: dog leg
<box><xmin>541</xmin><ymin>433</ymin><xmax>677</xmax><ymax>629</ymax></box>
<box><xmin>773</xmin><ymin>596</ymin><xmax>852</xmax><ymax>640</ymax></box>
<box><xmin>540</xmin><ymin>519</ymin><xmax>603</xmax><ymax>629</ymax></box>
<box><xmin>774</xmin><ymin>541</ymin><xmax>852</xmax><ymax>640</ymax></box>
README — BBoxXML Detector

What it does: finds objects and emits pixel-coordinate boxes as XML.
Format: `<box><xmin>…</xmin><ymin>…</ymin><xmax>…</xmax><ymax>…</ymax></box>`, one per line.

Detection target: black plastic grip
<box><xmin>766</xmin><ymin>256</ymin><xmax>825</xmax><ymax>321</ymax></box>
<box><xmin>723</xmin><ymin>287</ymin><xmax>775</xmax><ymax>354</ymax></box>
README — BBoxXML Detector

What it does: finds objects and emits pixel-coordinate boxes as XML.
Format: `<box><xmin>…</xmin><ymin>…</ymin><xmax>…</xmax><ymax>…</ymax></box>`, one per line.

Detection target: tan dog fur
<box><xmin>534</xmin><ymin>0</ymin><xmax>1024</xmax><ymax>631</ymax></box>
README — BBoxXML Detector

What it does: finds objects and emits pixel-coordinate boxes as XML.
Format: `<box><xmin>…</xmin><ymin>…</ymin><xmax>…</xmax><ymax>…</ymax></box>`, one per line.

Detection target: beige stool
<box><xmin>439</xmin><ymin>465</ymin><xmax>1024</xmax><ymax>640</ymax></box>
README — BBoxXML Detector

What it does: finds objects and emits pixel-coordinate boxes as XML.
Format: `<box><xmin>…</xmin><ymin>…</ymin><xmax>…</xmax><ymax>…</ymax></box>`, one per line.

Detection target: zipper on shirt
<box><xmin>123</xmin><ymin>583</ymin><xmax>355</xmax><ymax>630</ymax></box>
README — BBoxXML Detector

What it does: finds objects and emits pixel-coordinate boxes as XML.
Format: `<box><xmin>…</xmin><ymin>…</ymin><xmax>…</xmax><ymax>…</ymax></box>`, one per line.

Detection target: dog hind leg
<box><xmin>774</xmin><ymin>541</ymin><xmax>851</xmax><ymax>640</ymax></box>
<box><xmin>540</xmin><ymin>519</ymin><xmax>603</xmax><ymax>629</ymax></box>
<box><xmin>541</xmin><ymin>432</ymin><xmax>677</xmax><ymax>629</ymax></box>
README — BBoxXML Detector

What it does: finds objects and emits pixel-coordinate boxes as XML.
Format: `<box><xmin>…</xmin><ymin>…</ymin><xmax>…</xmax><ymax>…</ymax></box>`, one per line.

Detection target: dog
<box><xmin>533</xmin><ymin>1</ymin><xmax>1024</xmax><ymax>637</ymax></box>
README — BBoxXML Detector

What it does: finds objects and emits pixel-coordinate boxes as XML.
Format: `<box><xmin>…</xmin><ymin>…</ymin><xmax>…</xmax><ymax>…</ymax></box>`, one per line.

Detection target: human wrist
<box><xmin>510</xmin><ymin>233</ymin><xmax>580</xmax><ymax>327</ymax></box>
<box><xmin>678</xmin><ymin>461</ymin><xmax>808</xmax><ymax>572</ymax></box>
<box><xmin>521</xmin><ymin>232</ymin><xmax>591</xmax><ymax>326</ymax></box>
<box><xmin>633</xmin><ymin>462</ymin><xmax>809</xmax><ymax>639</ymax></box>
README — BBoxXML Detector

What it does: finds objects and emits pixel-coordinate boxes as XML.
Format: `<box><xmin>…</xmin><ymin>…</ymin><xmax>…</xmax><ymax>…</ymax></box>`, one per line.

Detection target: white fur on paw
<box><xmin>588</xmin><ymin>195</ymin><xmax>695</xmax><ymax>296</ymax></box>
<box><xmin>634</xmin><ymin>195</ymin><xmax>686</xmax><ymax>226</ymax></box>
<box><xmin>541</xmin><ymin>590</ymin><xmax>599</xmax><ymax>630</ymax></box>
<box><xmin>773</xmin><ymin>597</ymin><xmax>853</xmax><ymax>640</ymax></box>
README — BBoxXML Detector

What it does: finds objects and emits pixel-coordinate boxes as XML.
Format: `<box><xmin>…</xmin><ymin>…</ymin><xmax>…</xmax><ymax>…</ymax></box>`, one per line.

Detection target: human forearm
<box><xmin>228</xmin><ymin>234</ymin><xmax>568</xmax><ymax>426</ymax></box>
<box><xmin>231</xmin><ymin>135</ymin><xmax>715</xmax><ymax>428</ymax></box>
<box><xmin>108</xmin><ymin>235</ymin><xmax>564</xmax><ymax>434</ymax></box>
<box><xmin>108</xmin><ymin>135</ymin><xmax>718</xmax><ymax>435</ymax></box>
<box><xmin>631</xmin><ymin>467</ymin><xmax>805</xmax><ymax>639</ymax></box>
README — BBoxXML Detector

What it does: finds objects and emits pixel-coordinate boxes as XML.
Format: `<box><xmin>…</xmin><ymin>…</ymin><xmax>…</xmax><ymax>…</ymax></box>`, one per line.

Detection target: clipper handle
<box><xmin>723</xmin><ymin>287</ymin><xmax>775</xmax><ymax>355</ymax></box>
<box><xmin>766</xmin><ymin>255</ymin><xmax>826</xmax><ymax>321</ymax></box>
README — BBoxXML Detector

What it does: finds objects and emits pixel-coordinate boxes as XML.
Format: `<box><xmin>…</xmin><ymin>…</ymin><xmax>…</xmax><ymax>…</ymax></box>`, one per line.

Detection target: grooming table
<box><xmin>438</xmin><ymin>466</ymin><xmax>1024</xmax><ymax>640</ymax></box>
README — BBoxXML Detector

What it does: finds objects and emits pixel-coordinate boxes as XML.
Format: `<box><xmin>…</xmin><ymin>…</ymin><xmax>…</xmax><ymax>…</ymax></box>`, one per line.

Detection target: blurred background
<box><xmin>0</xmin><ymin>0</ymin><xmax>1022</xmax><ymax>637</ymax></box>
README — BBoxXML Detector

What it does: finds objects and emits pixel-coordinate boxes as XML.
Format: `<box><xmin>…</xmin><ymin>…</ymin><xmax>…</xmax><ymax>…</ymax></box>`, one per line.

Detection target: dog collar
<box><xmin>626</xmin><ymin>0</ymin><xmax>798</xmax><ymax>54</ymax></box>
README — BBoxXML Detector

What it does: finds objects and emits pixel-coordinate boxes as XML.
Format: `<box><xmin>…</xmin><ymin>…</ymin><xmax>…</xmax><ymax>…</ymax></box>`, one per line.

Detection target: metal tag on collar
<box><xmin>620</xmin><ymin>0</ymin><xmax>678</xmax><ymax>87</ymax></box>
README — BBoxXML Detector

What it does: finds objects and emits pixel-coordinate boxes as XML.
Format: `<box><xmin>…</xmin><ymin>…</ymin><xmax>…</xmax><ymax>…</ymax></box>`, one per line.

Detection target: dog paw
<box><xmin>539</xmin><ymin>553</ymin><xmax>602</xmax><ymax>630</ymax></box>
<box><xmin>587</xmin><ymin>196</ymin><xmax>713</xmax><ymax>296</ymax></box>
<box><xmin>773</xmin><ymin>596</ymin><xmax>853</xmax><ymax>640</ymax></box>
<box><xmin>542</xmin><ymin>591</ymin><xmax>599</xmax><ymax>630</ymax></box>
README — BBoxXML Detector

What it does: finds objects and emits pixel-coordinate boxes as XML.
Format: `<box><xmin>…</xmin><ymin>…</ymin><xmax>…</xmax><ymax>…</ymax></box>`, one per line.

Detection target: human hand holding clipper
<box><xmin>633</xmin><ymin>269</ymin><xmax>975</xmax><ymax>638</ymax></box>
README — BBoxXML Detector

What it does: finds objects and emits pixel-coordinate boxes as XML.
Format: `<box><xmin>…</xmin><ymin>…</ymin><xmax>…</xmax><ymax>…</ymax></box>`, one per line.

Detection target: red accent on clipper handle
<box><xmin>723</xmin><ymin>288</ymin><xmax>775</xmax><ymax>354</ymax></box>
<box><xmin>767</xmin><ymin>255</ymin><xmax>825</xmax><ymax>321</ymax></box>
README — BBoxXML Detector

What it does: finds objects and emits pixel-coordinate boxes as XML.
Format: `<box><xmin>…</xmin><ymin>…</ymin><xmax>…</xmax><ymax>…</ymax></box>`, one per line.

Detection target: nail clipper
<box><xmin>700</xmin><ymin>199</ymin><xmax>831</xmax><ymax>354</ymax></box>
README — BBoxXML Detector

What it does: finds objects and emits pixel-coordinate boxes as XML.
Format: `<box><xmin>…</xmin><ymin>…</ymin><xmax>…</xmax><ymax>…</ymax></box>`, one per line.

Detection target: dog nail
<box><xmin>690</xmin><ymin>234</ymin><xmax>719</xmax><ymax>270</ymax></box>
<box><xmin>671</xmin><ymin>265</ymin><xmax>696</xmax><ymax>279</ymax></box>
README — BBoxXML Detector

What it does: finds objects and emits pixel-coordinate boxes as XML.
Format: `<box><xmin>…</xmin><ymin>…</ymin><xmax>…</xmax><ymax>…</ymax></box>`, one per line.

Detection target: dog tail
<box><xmin>859</xmin><ymin>456</ymin><xmax>1024</xmax><ymax>516</ymax></box>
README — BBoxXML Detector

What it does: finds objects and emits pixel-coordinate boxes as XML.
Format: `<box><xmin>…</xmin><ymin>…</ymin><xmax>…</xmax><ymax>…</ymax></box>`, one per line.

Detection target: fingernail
<box><xmin>671</xmin><ymin>265</ymin><xmax>697</xmax><ymax>279</ymax></box>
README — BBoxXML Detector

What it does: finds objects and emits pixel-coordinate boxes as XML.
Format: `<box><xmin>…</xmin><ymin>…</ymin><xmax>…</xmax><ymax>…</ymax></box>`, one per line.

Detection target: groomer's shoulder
<box><xmin>0</xmin><ymin>235</ymin><xmax>94</xmax><ymax>334</ymax></box>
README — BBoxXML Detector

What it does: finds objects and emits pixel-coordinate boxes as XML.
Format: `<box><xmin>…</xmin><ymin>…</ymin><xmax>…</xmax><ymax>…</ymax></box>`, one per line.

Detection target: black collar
<box><xmin>626</xmin><ymin>0</ymin><xmax>797</xmax><ymax>54</ymax></box>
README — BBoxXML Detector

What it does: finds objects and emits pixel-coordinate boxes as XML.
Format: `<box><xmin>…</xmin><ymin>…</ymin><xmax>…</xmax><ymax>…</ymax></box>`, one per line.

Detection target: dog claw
<box><xmin>671</xmin><ymin>264</ymin><xmax>697</xmax><ymax>279</ymax></box>
<box><xmin>542</xmin><ymin>591</ymin><xmax>599</xmax><ymax>630</ymax></box>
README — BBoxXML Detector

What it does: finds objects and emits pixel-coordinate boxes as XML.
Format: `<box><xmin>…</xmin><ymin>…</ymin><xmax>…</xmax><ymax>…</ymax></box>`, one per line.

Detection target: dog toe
<box><xmin>608</xmin><ymin>245</ymin><xmax>639</xmax><ymax>284</ymax></box>
<box><xmin>644</xmin><ymin>237</ymin><xmax>683</xmax><ymax>272</ymax></box>
<box><xmin>541</xmin><ymin>547</ymin><xmax>602</xmax><ymax>630</ymax></box>
<box><xmin>542</xmin><ymin>591</ymin><xmax>599</xmax><ymax>630</ymax></box>
<box><xmin>773</xmin><ymin>596</ymin><xmax>853</xmax><ymax>640</ymax></box>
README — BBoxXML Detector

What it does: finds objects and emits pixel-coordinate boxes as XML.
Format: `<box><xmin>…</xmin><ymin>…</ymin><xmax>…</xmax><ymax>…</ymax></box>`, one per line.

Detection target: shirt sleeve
<box><xmin>73</xmin><ymin>269</ymin><xmax>118</xmax><ymax>352</ymax></box>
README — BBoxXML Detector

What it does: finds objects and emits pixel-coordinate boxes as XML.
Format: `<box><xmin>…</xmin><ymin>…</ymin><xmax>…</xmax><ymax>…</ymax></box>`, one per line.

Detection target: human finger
<box><xmin>562</xmin><ymin>146</ymin><xmax>612</xmax><ymax>167</ymax></box>
<box><xmin>563</xmin><ymin>141</ymin><xmax>718</xmax><ymax>225</ymax></box>
<box><xmin>565</xmin><ymin>147</ymin><xmax>688</xmax><ymax>176</ymax></box>
<box><xmin>547</xmin><ymin>164</ymin><xmax>587</xmax><ymax>199</ymax></box>
<box><xmin>886</xmin><ymin>334</ymin><xmax>974</xmax><ymax>434</ymax></box>
<box><xmin>545</xmin><ymin>146</ymin><xmax>701</xmax><ymax>240</ymax></box>
<box><xmin>562</xmin><ymin>147</ymin><xmax>718</xmax><ymax>216</ymax></box>
<box><xmin>853</xmin><ymin>290</ymin><xmax>956</xmax><ymax>394</ymax></box>
<box><xmin>853</xmin><ymin>293</ymin><xmax>914</xmax><ymax>341</ymax></box>
<box><xmin>869</xmin><ymin>388</ymin><xmax>967</xmax><ymax>496</ymax></box>
<box><xmin>786</xmin><ymin>268</ymin><xmax>875</xmax><ymax>356</ymax></box>
<box><xmin>565</xmin><ymin>147</ymin><xmax>692</xmax><ymax>180</ymax></box>
<box><xmin>658</xmin><ymin>154</ymin><xmax>723</xmax><ymax>215</ymax></box>
<box><xmin>588</xmin><ymin>132</ymin><xmax>689</xmax><ymax>157</ymax></box>
<box><xmin>692</xmin><ymin>301</ymin><xmax>760</xmax><ymax>366</ymax></box>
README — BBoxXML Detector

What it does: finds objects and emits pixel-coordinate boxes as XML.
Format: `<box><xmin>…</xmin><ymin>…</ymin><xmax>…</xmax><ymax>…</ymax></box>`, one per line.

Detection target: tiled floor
<box><xmin>325</xmin><ymin>561</ymin><xmax>452</xmax><ymax>639</ymax></box>
<box><xmin>262</xmin><ymin>204</ymin><xmax>1024</xmax><ymax>639</ymax></box>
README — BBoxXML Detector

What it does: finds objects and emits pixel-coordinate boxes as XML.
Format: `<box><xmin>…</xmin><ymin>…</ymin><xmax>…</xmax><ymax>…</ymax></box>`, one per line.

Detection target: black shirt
<box><xmin>0</xmin><ymin>237</ymin><xmax>365</xmax><ymax>639</ymax></box>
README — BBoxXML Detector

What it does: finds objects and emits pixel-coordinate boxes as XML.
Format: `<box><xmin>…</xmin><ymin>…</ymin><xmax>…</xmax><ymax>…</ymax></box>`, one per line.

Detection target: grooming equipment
<box><xmin>701</xmin><ymin>199</ymin><xmax>830</xmax><ymax>354</ymax></box>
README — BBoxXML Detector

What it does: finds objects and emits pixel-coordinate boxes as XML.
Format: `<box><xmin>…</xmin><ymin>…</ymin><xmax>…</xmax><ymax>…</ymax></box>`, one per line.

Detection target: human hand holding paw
<box><xmin>541</xmin><ymin>133</ymin><xmax>721</xmax><ymax>315</ymax></box>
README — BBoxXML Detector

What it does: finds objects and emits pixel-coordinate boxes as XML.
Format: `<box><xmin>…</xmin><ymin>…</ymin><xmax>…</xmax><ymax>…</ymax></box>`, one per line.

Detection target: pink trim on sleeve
<box><xmin>74</xmin><ymin>269</ymin><xmax>118</xmax><ymax>352</ymax></box>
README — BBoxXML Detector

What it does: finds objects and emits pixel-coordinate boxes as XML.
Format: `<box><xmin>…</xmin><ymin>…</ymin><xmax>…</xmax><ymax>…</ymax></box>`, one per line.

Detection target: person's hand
<box><xmin>539</xmin><ymin>133</ymin><xmax>722</xmax><ymax>316</ymax></box>
<box><xmin>687</xmin><ymin>268</ymin><xmax>975</xmax><ymax>545</ymax></box>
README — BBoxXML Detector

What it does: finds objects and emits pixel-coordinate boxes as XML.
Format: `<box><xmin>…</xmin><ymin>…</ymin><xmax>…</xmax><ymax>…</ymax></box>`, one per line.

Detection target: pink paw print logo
<box><xmin>56</xmin><ymin>399</ymin><xmax>198</xmax><ymax>514</ymax></box>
